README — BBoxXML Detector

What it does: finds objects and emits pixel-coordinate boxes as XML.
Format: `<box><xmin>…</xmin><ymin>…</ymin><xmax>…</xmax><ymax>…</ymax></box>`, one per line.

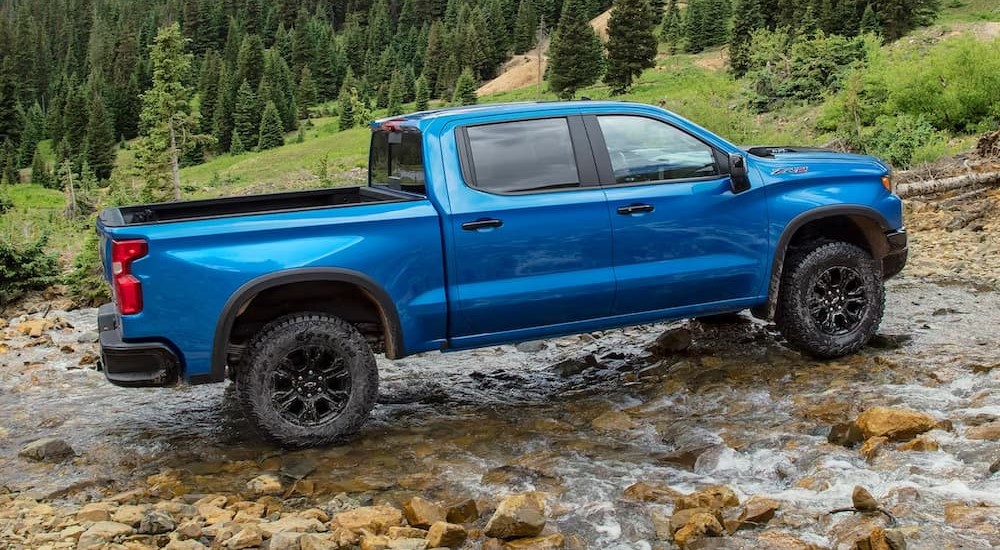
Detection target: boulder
<box><xmin>76</xmin><ymin>521</ymin><xmax>134</xmax><ymax>550</ymax></box>
<box><xmin>112</xmin><ymin>504</ymin><xmax>148</xmax><ymax>526</ymax></box>
<box><xmin>18</xmin><ymin>438</ymin><xmax>75</xmax><ymax>462</ymax></box>
<box><xmin>222</xmin><ymin>525</ymin><xmax>263</xmax><ymax>549</ymax></box>
<box><xmin>943</xmin><ymin>502</ymin><xmax>1000</xmax><ymax>529</ymax></box>
<box><xmin>669</xmin><ymin>508</ymin><xmax>720</xmax><ymax>535</ymax></box>
<box><xmin>403</xmin><ymin>497</ymin><xmax>446</xmax><ymax>529</ymax></box>
<box><xmin>860</xmin><ymin>436</ymin><xmax>889</xmax><ymax>461</ymax></box>
<box><xmin>174</xmin><ymin>519</ymin><xmax>203</xmax><ymax>540</ymax></box>
<box><xmin>623</xmin><ymin>481</ymin><xmax>682</xmax><ymax>503</ymax></box>
<box><xmin>387</xmin><ymin>537</ymin><xmax>428</xmax><ymax>549</ymax></box>
<box><xmin>853</xmin><ymin>526</ymin><xmax>894</xmax><ymax>550</ymax></box>
<box><xmin>196</xmin><ymin>503</ymin><xmax>234</xmax><ymax>524</ymax></box>
<box><xmin>446</xmin><ymin>498</ymin><xmax>479</xmax><ymax>523</ymax></box>
<box><xmin>590</xmin><ymin>410</ymin><xmax>635</xmax><ymax>432</ymax></box>
<box><xmin>138</xmin><ymin>509</ymin><xmax>176</xmax><ymax>534</ymax></box>
<box><xmin>502</xmin><ymin>534</ymin><xmax>565</xmax><ymax>549</ymax></box>
<box><xmin>828</xmin><ymin>422</ymin><xmax>865</xmax><ymax>447</ymax></box>
<box><xmin>259</xmin><ymin>516</ymin><xmax>327</xmax><ymax>536</ymax></box>
<box><xmin>77</xmin><ymin>502</ymin><xmax>113</xmax><ymax>522</ymax></box>
<box><xmin>426</xmin><ymin>521</ymin><xmax>468</xmax><ymax>548</ymax></box>
<box><xmin>270</xmin><ymin>531</ymin><xmax>305</xmax><ymax>550</ymax></box>
<box><xmin>16</xmin><ymin>318</ymin><xmax>53</xmax><ymax>337</ymax></box>
<box><xmin>672</xmin><ymin>512</ymin><xmax>724</xmax><ymax>547</ymax></box>
<box><xmin>331</xmin><ymin>505</ymin><xmax>405</xmax><ymax>534</ymax></box>
<box><xmin>301</xmin><ymin>533</ymin><xmax>344</xmax><ymax>550</ymax></box>
<box><xmin>898</xmin><ymin>434</ymin><xmax>939</xmax><ymax>452</ymax></box>
<box><xmin>548</xmin><ymin>355</ymin><xmax>598</xmax><ymax>377</ymax></box>
<box><xmin>164</xmin><ymin>540</ymin><xmax>208</xmax><ymax>550</ymax></box>
<box><xmin>674</xmin><ymin>485</ymin><xmax>740</xmax><ymax>512</ymax></box>
<box><xmin>735</xmin><ymin>496</ymin><xmax>779</xmax><ymax>529</ymax></box>
<box><xmin>852</xmin><ymin>486</ymin><xmax>881</xmax><ymax>512</ymax></box>
<box><xmin>648</xmin><ymin>327</ymin><xmax>692</xmax><ymax>355</ymax></box>
<box><xmin>965</xmin><ymin>421</ymin><xmax>1000</xmax><ymax>441</ymax></box>
<box><xmin>484</xmin><ymin>492</ymin><xmax>546</xmax><ymax>539</ymax></box>
<box><xmin>854</xmin><ymin>407</ymin><xmax>937</xmax><ymax>441</ymax></box>
<box><xmin>246</xmin><ymin>474</ymin><xmax>283</xmax><ymax>496</ymax></box>
<box><xmin>388</xmin><ymin>526</ymin><xmax>428</xmax><ymax>539</ymax></box>
<box><xmin>516</xmin><ymin>341</ymin><xmax>546</xmax><ymax>353</ymax></box>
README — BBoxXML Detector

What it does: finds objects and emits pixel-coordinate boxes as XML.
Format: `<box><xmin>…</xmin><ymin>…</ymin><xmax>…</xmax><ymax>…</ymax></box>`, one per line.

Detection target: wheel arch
<box><xmin>753</xmin><ymin>205</ymin><xmax>891</xmax><ymax>321</ymax></box>
<box><xmin>199</xmin><ymin>268</ymin><xmax>404</xmax><ymax>384</ymax></box>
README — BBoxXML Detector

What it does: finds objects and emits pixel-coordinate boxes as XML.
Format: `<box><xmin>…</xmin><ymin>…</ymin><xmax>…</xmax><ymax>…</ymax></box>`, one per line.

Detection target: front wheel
<box><xmin>775</xmin><ymin>242</ymin><xmax>885</xmax><ymax>358</ymax></box>
<box><xmin>236</xmin><ymin>313</ymin><xmax>378</xmax><ymax>447</ymax></box>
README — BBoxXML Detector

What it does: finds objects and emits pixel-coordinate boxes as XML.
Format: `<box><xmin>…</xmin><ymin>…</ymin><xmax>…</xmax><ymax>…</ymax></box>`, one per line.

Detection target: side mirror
<box><xmin>729</xmin><ymin>153</ymin><xmax>751</xmax><ymax>194</ymax></box>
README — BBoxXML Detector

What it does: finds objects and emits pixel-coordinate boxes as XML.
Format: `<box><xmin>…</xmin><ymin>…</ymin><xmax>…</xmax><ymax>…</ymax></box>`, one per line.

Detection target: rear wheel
<box><xmin>775</xmin><ymin>242</ymin><xmax>884</xmax><ymax>358</ymax></box>
<box><xmin>236</xmin><ymin>313</ymin><xmax>378</xmax><ymax>447</ymax></box>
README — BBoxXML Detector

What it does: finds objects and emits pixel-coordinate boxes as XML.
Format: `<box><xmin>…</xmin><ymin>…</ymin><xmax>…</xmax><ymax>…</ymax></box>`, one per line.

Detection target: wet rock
<box><xmin>18</xmin><ymin>437</ymin><xmax>75</xmax><ymax>462</ymax></box>
<box><xmin>885</xmin><ymin>529</ymin><xmax>907</xmax><ymax>550</ymax></box>
<box><xmin>590</xmin><ymin>410</ymin><xmax>635</xmax><ymax>431</ymax></box>
<box><xmin>516</xmin><ymin>341</ymin><xmax>546</xmax><ymax>353</ymax></box>
<box><xmin>484</xmin><ymin>492</ymin><xmax>546</xmax><ymax>539</ymax></box>
<box><xmin>548</xmin><ymin>355</ymin><xmax>598</xmax><ymax>377</ymax></box>
<box><xmin>828</xmin><ymin>422</ymin><xmax>865</xmax><ymax>447</ymax></box>
<box><xmin>669</xmin><ymin>508</ymin><xmax>721</xmax><ymax>535</ymax></box>
<box><xmin>852</xmin><ymin>487</ymin><xmax>881</xmax><ymax>512</ymax></box>
<box><xmin>860</xmin><ymin>436</ymin><xmax>889</xmax><ymax>461</ymax></box>
<box><xmin>898</xmin><ymin>434</ymin><xmax>939</xmax><ymax>452</ymax></box>
<box><xmin>270</xmin><ymin>531</ymin><xmax>305</xmax><ymax>550</ymax></box>
<box><xmin>260</xmin><ymin>515</ymin><xmax>327</xmax><ymax>536</ymax></box>
<box><xmin>78</xmin><ymin>330</ymin><xmax>100</xmax><ymax>343</ymax></box>
<box><xmin>446</xmin><ymin>498</ymin><xmax>479</xmax><ymax>523</ymax></box>
<box><xmin>965</xmin><ymin>420</ymin><xmax>1000</xmax><ymax>440</ymax></box>
<box><xmin>16</xmin><ymin>317</ymin><xmax>53</xmax><ymax>337</ymax></box>
<box><xmin>867</xmin><ymin>334</ymin><xmax>911</xmax><ymax>350</ymax></box>
<box><xmin>427</xmin><ymin>521</ymin><xmax>468</xmax><ymax>548</ymax></box>
<box><xmin>247</xmin><ymin>473</ymin><xmax>283</xmax><ymax>496</ymax></box>
<box><xmin>502</xmin><ymin>534</ymin><xmax>564</xmax><ymax>549</ymax></box>
<box><xmin>403</xmin><ymin>497</ymin><xmax>446</xmax><ymax>529</ymax></box>
<box><xmin>623</xmin><ymin>481</ymin><xmax>682</xmax><ymax>504</ymax></box>
<box><xmin>138</xmin><ymin>509</ymin><xmax>175</xmax><ymax>534</ymax></box>
<box><xmin>331</xmin><ymin>505</ymin><xmax>405</xmax><ymax>533</ymax></box>
<box><xmin>77</xmin><ymin>502</ymin><xmax>113</xmax><ymax>522</ymax></box>
<box><xmin>650</xmin><ymin>510</ymin><xmax>672</xmax><ymax>540</ymax></box>
<box><xmin>674</xmin><ymin>485</ymin><xmax>740</xmax><ymax>512</ymax></box>
<box><xmin>755</xmin><ymin>530</ymin><xmax>821</xmax><ymax>550</ymax></box>
<box><xmin>657</xmin><ymin>424</ymin><xmax>726</xmax><ymax>469</ymax></box>
<box><xmin>854</xmin><ymin>407</ymin><xmax>937</xmax><ymax>441</ymax></box>
<box><xmin>222</xmin><ymin>525</ymin><xmax>263</xmax><ymax>549</ymax></box>
<box><xmin>673</xmin><ymin>512</ymin><xmax>724</xmax><ymax>547</ymax></box>
<box><xmin>735</xmin><ymin>496</ymin><xmax>779</xmax><ymax>530</ymax></box>
<box><xmin>79</xmin><ymin>350</ymin><xmax>99</xmax><ymax>365</ymax></box>
<box><xmin>943</xmin><ymin>501</ymin><xmax>1000</xmax><ymax>529</ymax></box>
<box><xmin>648</xmin><ymin>327</ymin><xmax>693</xmax><ymax>355</ymax></box>
<box><xmin>990</xmin><ymin>457</ymin><xmax>1000</xmax><ymax>475</ymax></box>
<box><xmin>76</xmin><ymin>521</ymin><xmax>134</xmax><ymax>549</ymax></box>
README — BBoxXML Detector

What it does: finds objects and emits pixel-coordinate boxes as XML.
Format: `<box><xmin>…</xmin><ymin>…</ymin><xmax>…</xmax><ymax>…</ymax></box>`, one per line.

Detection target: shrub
<box><xmin>65</xmin><ymin>230</ymin><xmax>110</xmax><ymax>307</ymax></box>
<box><xmin>860</xmin><ymin>113</ymin><xmax>945</xmax><ymax>168</ymax></box>
<box><xmin>0</xmin><ymin>192</ymin><xmax>11</xmax><ymax>214</ymax></box>
<box><xmin>0</xmin><ymin>235</ymin><xmax>59</xmax><ymax>306</ymax></box>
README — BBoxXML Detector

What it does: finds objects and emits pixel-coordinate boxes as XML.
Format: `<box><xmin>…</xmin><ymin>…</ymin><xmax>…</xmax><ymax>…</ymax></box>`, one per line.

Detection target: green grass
<box><xmin>938</xmin><ymin>0</ymin><xmax>1000</xmax><ymax>23</ymax></box>
<box><xmin>0</xmin><ymin>184</ymin><xmax>85</xmax><ymax>260</ymax></box>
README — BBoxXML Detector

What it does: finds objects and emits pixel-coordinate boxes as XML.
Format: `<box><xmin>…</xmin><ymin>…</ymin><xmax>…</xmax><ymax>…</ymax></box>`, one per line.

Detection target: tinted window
<box><xmin>598</xmin><ymin>116</ymin><xmax>718</xmax><ymax>184</ymax></box>
<box><xmin>466</xmin><ymin>118</ymin><xmax>579</xmax><ymax>193</ymax></box>
<box><xmin>370</xmin><ymin>131</ymin><xmax>426</xmax><ymax>194</ymax></box>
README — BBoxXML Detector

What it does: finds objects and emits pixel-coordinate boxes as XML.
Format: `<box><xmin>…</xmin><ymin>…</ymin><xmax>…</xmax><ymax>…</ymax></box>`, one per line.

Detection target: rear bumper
<box><xmin>882</xmin><ymin>228</ymin><xmax>908</xmax><ymax>280</ymax></box>
<box><xmin>97</xmin><ymin>304</ymin><xmax>179</xmax><ymax>387</ymax></box>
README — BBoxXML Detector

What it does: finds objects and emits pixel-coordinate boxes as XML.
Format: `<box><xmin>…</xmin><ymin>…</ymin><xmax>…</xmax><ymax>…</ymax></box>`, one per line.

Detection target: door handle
<box><xmin>616</xmin><ymin>203</ymin><xmax>655</xmax><ymax>215</ymax></box>
<box><xmin>462</xmin><ymin>218</ymin><xmax>504</xmax><ymax>231</ymax></box>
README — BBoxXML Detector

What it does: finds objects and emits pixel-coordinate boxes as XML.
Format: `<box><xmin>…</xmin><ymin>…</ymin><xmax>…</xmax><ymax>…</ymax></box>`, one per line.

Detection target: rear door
<box><xmin>443</xmin><ymin>115</ymin><xmax>615</xmax><ymax>339</ymax></box>
<box><xmin>585</xmin><ymin>114</ymin><xmax>769</xmax><ymax>315</ymax></box>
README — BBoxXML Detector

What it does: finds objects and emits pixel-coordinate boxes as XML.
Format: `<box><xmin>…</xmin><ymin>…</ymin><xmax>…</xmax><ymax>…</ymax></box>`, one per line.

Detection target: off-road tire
<box><xmin>236</xmin><ymin>313</ymin><xmax>378</xmax><ymax>447</ymax></box>
<box><xmin>775</xmin><ymin>242</ymin><xmax>884</xmax><ymax>358</ymax></box>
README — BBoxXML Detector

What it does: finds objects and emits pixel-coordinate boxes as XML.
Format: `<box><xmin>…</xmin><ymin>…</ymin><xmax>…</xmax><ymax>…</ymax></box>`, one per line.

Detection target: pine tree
<box><xmin>339</xmin><ymin>86</ymin><xmax>355</xmax><ymax>131</ymax></box>
<box><xmin>236</xmin><ymin>34</ymin><xmax>266</xmax><ymax>91</ymax></box>
<box><xmin>415</xmin><ymin>74</ymin><xmax>430</xmax><ymax>111</ymax></box>
<box><xmin>232</xmin><ymin>80</ymin><xmax>260</xmax><ymax>148</ymax></box>
<box><xmin>1</xmin><ymin>139</ymin><xmax>18</xmax><ymax>185</ymax></box>
<box><xmin>513</xmin><ymin>0</ymin><xmax>539</xmax><ymax>54</ymax></box>
<box><xmin>453</xmin><ymin>67</ymin><xmax>478</xmax><ymax>105</ymax></box>
<box><xmin>860</xmin><ymin>3</ymin><xmax>881</xmax><ymax>36</ymax></box>
<box><xmin>16</xmin><ymin>102</ymin><xmax>45</xmax><ymax>168</ymax></box>
<box><xmin>134</xmin><ymin>23</ymin><xmax>212</xmax><ymax>202</ymax></box>
<box><xmin>423</xmin><ymin>21</ymin><xmax>447</xmax><ymax>97</ymax></box>
<box><xmin>729</xmin><ymin>0</ymin><xmax>765</xmax><ymax>77</ymax></box>
<box><xmin>0</xmin><ymin>58</ymin><xmax>21</xmax><ymax>148</ymax></box>
<box><xmin>62</xmin><ymin>83</ymin><xmax>89</xmax><ymax>164</ymax></box>
<box><xmin>31</xmin><ymin>145</ymin><xmax>52</xmax><ymax>188</ymax></box>
<box><xmin>84</xmin><ymin>93</ymin><xmax>116</xmax><ymax>180</ymax></box>
<box><xmin>230</xmin><ymin>129</ymin><xmax>246</xmax><ymax>154</ymax></box>
<box><xmin>257</xmin><ymin>101</ymin><xmax>285</xmax><ymax>150</ymax></box>
<box><xmin>387</xmin><ymin>71</ymin><xmax>404</xmax><ymax>116</ymax></box>
<box><xmin>660</xmin><ymin>0</ymin><xmax>683</xmax><ymax>53</ymax></box>
<box><xmin>297</xmin><ymin>66</ymin><xmax>318</xmax><ymax>119</ymax></box>
<box><xmin>548</xmin><ymin>0</ymin><xmax>606</xmax><ymax>100</ymax></box>
<box><xmin>605</xmin><ymin>0</ymin><xmax>658</xmax><ymax>95</ymax></box>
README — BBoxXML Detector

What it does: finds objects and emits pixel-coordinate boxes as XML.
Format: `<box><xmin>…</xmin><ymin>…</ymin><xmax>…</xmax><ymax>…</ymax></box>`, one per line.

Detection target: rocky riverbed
<box><xmin>2</xmin><ymin>190</ymin><xmax>1000</xmax><ymax>550</ymax></box>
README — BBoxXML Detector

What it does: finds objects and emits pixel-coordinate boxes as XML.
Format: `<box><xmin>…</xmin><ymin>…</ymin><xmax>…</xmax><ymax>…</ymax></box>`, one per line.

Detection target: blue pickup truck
<box><xmin>96</xmin><ymin>101</ymin><xmax>907</xmax><ymax>446</ymax></box>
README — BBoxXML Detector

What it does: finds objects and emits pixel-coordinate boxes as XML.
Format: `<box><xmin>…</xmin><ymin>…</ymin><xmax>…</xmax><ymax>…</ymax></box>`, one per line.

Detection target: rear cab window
<box><xmin>458</xmin><ymin>117</ymin><xmax>588</xmax><ymax>194</ymax></box>
<box><xmin>370</xmin><ymin>129</ymin><xmax>426</xmax><ymax>195</ymax></box>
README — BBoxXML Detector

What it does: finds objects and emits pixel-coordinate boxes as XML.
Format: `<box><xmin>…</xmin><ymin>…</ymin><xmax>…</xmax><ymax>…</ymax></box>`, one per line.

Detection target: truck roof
<box><xmin>372</xmin><ymin>100</ymin><xmax>645</xmax><ymax>132</ymax></box>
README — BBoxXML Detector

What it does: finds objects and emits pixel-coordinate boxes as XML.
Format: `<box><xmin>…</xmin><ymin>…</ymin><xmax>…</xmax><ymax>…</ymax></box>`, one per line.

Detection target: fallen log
<box><xmin>897</xmin><ymin>171</ymin><xmax>1000</xmax><ymax>198</ymax></box>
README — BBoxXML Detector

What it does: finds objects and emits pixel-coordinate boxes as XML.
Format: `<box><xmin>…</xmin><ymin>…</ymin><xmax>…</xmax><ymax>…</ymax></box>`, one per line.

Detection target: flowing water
<box><xmin>1</xmin><ymin>278</ymin><xmax>998</xmax><ymax>548</ymax></box>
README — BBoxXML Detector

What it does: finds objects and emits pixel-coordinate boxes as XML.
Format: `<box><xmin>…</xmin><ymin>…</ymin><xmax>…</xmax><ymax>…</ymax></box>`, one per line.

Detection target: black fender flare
<box><xmin>753</xmin><ymin>205</ymin><xmax>891</xmax><ymax>320</ymax></box>
<box><xmin>194</xmin><ymin>268</ymin><xmax>404</xmax><ymax>384</ymax></box>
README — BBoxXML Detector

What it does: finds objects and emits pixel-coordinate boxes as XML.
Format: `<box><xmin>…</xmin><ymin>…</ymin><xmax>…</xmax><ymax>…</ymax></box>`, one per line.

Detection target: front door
<box><xmin>586</xmin><ymin>114</ymin><xmax>769</xmax><ymax>315</ymax></box>
<box><xmin>445</xmin><ymin>116</ymin><xmax>615</xmax><ymax>338</ymax></box>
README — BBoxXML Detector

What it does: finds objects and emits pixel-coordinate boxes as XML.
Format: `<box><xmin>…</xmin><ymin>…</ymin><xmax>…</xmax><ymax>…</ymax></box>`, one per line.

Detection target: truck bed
<box><xmin>98</xmin><ymin>185</ymin><xmax>417</xmax><ymax>227</ymax></box>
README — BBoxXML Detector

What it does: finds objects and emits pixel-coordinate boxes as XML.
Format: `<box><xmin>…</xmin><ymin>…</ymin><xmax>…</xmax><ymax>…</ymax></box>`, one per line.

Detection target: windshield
<box><xmin>369</xmin><ymin>130</ymin><xmax>426</xmax><ymax>195</ymax></box>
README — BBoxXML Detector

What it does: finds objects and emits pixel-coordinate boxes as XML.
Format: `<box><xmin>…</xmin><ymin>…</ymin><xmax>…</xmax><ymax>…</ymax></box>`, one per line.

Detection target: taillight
<box><xmin>111</xmin><ymin>239</ymin><xmax>148</xmax><ymax>315</ymax></box>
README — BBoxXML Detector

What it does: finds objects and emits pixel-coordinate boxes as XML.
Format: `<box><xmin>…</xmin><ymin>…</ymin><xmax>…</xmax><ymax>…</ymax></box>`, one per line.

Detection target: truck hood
<box><xmin>743</xmin><ymin>146</ymin><xmax>890</xmax><ymax>176</ymax></box>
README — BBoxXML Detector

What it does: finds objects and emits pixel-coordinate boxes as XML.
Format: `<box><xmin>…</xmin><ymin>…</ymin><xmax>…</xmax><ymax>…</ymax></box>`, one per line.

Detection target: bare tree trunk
<box><xmin>898</xmin><ymin>172</ymin><xmax>1000</xmax><ymax>198</ymax></box>
<box><xmin>169</xmin><ymin>120</ymin><xmax>182</xmax><ymax>201</ymax></box>
<box><xmin>66</xmin><ymin>167</ymin><xmax>76</xmax><ymax>218</ymax></box>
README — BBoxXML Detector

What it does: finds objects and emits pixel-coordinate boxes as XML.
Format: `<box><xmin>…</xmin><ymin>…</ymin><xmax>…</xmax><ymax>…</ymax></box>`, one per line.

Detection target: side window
<box><xmin>597</xmin><ymin>116</ymin><xmax>718</xmax><ymax>184</ymax></box>
<box><xmin>464</xmin><ymin>118</ymin><xmax>580</xmax><ymax>193</ymax></box>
